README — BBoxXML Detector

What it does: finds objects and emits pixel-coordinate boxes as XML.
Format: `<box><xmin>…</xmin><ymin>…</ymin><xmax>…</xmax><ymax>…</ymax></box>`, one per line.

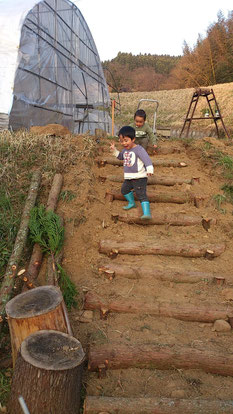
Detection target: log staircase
<box><xmin>83</xmin><ymin>141</ymin><xmax>233</xmax><ymax>414</ymax></box>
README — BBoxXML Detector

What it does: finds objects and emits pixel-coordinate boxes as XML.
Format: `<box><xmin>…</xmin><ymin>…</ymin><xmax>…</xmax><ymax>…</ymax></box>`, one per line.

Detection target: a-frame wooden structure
<box><xmin>180</xmin><ymin>88</ymin><xmax>230</xmax><ymax>139</ymax></box>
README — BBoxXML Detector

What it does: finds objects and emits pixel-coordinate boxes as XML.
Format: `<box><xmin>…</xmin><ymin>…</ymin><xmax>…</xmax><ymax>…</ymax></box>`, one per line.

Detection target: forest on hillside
<box><xmin>103</xmin><ymin>11</ymin><xmax>233</xmax><ymax>92</ymax></box>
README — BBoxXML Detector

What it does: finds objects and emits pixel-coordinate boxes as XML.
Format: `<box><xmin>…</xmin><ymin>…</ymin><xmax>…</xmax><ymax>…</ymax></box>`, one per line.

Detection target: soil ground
<box><xmin>56</xmin><ymin>136</ymin><xmax>233</xmax><ymax>408</ymax></box>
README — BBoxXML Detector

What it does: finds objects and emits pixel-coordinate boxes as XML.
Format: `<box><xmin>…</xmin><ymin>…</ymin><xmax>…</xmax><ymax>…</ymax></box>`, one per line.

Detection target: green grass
<box><xmin>0</xmin><ymin>130</ymin><xmax>95</xmax><ymax>281</ymax></box>
<box><xmin>57</xmin><ymin>264</ymin><xmax>79</xmax><ymax>311</ymax></box>
<box><xmin>0</xmin><ymin>191</ymin><xmax>20</xmax><ymax>277</ymax></box>
<box><xmin>212</xmin><ymin>194</ymin><xmax>227</xmax><ymax>213</ymax></box>
<box><xmin>0</xmin><ymin>370</ymin><xmax>12</xmax><ymax>406</ymax></box>
<box><xmin>221</xmin><ymin>184</ymin><xmax>233</xmax><ymax>203</ymax></box>
<box><xmin>59</xmin><ymin>190</ymin><xmax>77</xmax><ymax>202</ymax></box>
<box><xmin>217</xmin><ymin>154</ymin><xmax>233</xmax><ymax>170</ymax></box>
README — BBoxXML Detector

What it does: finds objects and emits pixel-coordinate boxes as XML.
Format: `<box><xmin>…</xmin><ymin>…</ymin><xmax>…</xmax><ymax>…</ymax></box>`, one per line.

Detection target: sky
<box><xmin>74</xmin><ymin>0</ymin><xmax>233</xmax><ymax>61</ymax></box>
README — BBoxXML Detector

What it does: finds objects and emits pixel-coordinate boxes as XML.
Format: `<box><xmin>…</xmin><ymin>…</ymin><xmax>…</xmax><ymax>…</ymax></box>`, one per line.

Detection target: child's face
<box><xmin>134</xmin><ymin>116</ymin><xmax>145</xmax><ymax>128</ymax></box>
<box><xmin>119</xmin><ymin>135</ymin><xmax>135</xmax><ymax>150</ymax></box>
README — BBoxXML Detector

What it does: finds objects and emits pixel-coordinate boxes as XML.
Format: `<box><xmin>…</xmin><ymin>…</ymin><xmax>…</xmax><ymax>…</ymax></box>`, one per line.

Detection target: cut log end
<box><xmin>205</xmin><ymin>249</ymin><xmax>215</xmax><ymax>260</ymax></box>
<box><xmin>21</xmin><ymin>330</ymin><xmax>85</xmax><ymax>370</ymax></box>
<box><xmin>6</xmin><ymin>285</ymin><xmax>63</xmax><ymax>319</ymax></box>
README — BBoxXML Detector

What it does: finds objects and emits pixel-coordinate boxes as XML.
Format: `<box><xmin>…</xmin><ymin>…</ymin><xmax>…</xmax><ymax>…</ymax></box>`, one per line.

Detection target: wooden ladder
<box><xmin>180</xmin><ymin>88</ymin><xmax>230</xmax><ymax>139</ymax></box>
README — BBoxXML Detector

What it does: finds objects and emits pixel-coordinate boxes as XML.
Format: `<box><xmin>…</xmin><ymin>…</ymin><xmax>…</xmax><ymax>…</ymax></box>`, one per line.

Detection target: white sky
<box><xmin>74</xmin><ymin>0</ymin><xmax>233</xmax><ymax>61</ymax></box>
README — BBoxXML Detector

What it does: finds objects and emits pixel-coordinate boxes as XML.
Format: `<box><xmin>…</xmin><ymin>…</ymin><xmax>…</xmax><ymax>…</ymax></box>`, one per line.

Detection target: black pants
<box><xmin>121</xmin><ymin>177</ymin><xmax>148</xmax><ymax>202</ymax></box>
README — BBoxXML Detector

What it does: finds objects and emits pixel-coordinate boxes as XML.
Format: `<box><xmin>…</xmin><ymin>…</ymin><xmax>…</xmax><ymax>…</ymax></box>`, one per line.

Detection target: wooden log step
<box><xmin>111</xmin><ymin>213</ymin><xmax>216</xmax><ymax>228</ymax></box>
<box><xmin>96</xmin><ymin>156</ymin><xmax>187</xmax><ymax>168</ymax></box>
<box><xmin>97</xmin><ymin>145</ymin><xmax>182</xmax><ymax>156</ymax></box>
<box><xmin>99</xmin><ymin>174</ymin><xmax>197</xmax><ymax>186</ymax></box>
<box><xmin>105</xmin><ymin>190</ymin><xmax>194</xmax><ymax>204</ymax></box>
<box><xmin>84</xmin><ymin>396</ymin><xmax>233</xmax><ymax>414</ymax></box>
<box><xmin>84</xmin><ymin>291</ymin><xmax>233</xmax><ymax>323</ymax></box>
<box><xmin>99</xmin><ymin>240</ymin><xmax>225</xmax><ymax>259</ymax></box>
<box><xmin>99</xmin><ymin>263</ymin><xmax>230</xmax><ymax>285</ymax></box>
<box><xmin>88</xmin><ymin>342</ymin><xmax>233</xmax><ymax>376</ymax></box>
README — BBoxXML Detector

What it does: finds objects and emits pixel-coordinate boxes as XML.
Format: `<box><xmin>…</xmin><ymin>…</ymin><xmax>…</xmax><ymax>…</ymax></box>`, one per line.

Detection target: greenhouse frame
<box><xmin>0</xmin><ymin>0</ymin><xmax>111</xmax><ymax>134</ymax></box>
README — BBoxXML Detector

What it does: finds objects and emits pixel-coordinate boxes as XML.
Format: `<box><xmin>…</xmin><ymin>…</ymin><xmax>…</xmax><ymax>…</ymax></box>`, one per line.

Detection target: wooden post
<box><xmin>8</xmin><ymin>330</ymin><xmax>85</xmax><ymax>414</ymax></box>
<box><xmin>6</xmin><ymin>285</ymin><xmax>70</xmax><ymax>366</ymax></box>
<box><xmin>111</xmin><ymin>99</ymin><xmax>115</xmax><ymax>136</ymax></box>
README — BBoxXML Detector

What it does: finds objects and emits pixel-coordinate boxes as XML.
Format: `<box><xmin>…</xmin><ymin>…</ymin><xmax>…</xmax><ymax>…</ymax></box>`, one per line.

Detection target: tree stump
<box><xmin>8</xmin><ymin>330</ymin><xmax>85</xmax><ymax>414</ymax></box>
<box><xmin>6</xmin><ymin>285</ymin><xmax>70</xmax><ymax>365</ymax></box>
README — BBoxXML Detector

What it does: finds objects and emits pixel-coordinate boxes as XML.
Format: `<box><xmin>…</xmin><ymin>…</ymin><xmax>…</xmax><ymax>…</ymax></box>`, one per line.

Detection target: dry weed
<box><xmin>111</xmin><ymin>82</ymin><xmax>233</xmax><ymax>132</ymax></box>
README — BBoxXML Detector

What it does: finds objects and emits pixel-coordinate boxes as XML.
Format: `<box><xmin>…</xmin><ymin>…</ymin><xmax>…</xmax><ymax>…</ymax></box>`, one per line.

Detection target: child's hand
<box><xmin>110</xmin><ymin>142</ymin><xmax>115</xmax><ymax>151</ymax></box>
<box><xmin>147</xmin><ymin>172</ymin><xmax>153</xmax><ymax>176</ymax></box>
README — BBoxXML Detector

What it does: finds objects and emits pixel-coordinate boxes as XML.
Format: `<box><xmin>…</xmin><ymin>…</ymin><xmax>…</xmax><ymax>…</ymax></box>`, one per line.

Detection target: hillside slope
<box><xmin>111</xmin><ymin>82</ymin><xmax>233</xmax><ymax>135</ymax></box>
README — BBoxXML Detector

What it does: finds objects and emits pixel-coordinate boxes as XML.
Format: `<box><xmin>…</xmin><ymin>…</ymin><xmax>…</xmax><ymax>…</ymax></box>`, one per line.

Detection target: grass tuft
<box><xmin>221</xmin><ymin>184</ymin><xmax>233</xmax><ymax>203</ymax></box>
<box><xmin>212</xmin><ymin>194</ymin><xmax>227</xmax><ymax>213</ymax></box>
<box><xmin>59</xmin><ymin>190</ymin><xmax>77</xmax><ymax>202</ymax></box>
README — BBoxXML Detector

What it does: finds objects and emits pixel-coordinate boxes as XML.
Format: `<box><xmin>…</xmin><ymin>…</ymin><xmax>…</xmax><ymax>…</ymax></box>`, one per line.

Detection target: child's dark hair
<box><xmin>118</xmin><ymin>126</ymin><xmax>135</xmax><ymax>140</ymax></box>
<box><xmin>134</xmin><ymin>109</ymin><xmax>146</xmax><ymax>120</ymax></box>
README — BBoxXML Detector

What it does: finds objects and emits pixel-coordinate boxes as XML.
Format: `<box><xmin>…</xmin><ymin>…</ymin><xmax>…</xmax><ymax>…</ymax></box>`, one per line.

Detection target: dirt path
<box><xmin>57</xmin><ymin>137</ymin><xmax>233</xmax><ymax>412</ymax></box>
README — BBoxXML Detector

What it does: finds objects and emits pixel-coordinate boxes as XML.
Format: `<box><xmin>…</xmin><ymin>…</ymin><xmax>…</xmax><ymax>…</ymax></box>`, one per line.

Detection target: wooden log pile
<box><xmin>26</xmin><ymin>173</ymin><xmax>63</xmax><ymax>286</ymax></box>
<box><xmin>0</xmin><ymin>171</ymin><xmax>41</xmax><ymax>324</ymax></box>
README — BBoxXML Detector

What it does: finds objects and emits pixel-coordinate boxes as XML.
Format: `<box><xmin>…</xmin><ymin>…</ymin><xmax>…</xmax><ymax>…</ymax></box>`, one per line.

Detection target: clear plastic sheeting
<box><xmin>0</xmin><ymin>0</ymin><xmax>111</xmax><ymax>134</ymax></box>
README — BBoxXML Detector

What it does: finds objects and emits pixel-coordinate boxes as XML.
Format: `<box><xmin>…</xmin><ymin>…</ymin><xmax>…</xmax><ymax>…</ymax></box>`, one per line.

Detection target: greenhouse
<box><xmin>0</xmin><ymin>0</ymin><xmax>111</xmax><ymax>134</ymax></box>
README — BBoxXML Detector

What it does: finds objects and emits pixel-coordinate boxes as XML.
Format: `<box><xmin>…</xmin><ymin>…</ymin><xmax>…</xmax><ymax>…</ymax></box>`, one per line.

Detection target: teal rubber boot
<box><xmin>141</xmin><ymin>201</ymin><xmax>152</xmax><ymax>219</ymax></box>
<box><xmin>123</xmin><ymin>192</ymin><xmax>136</xmax><ymax>210</ymax></box>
